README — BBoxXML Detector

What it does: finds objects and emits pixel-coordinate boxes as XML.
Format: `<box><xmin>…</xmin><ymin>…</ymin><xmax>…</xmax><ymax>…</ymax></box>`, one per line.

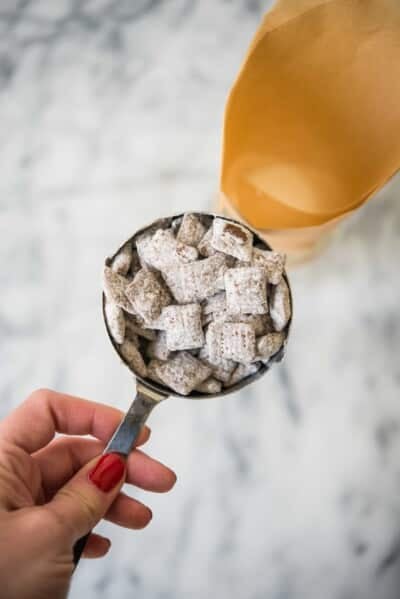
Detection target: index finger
<box><xmin>0</xmin><ymin>388</ymin><xmax>139</xmax><ymax>453</ymax></box>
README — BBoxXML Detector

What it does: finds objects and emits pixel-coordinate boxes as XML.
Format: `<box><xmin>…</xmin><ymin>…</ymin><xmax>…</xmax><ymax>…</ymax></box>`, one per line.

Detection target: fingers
<box><xmin>83</xmin><ymin>533</ymin><xmax>111</xmax><ymax>559</ymax></box>
<box><xmin>0</xmin><ymin>388</ymin><xmax>129</xmax><ymax>453</ymax></box>
<box><xmin>125</xmin><ymin>449</ymin><xmax>177</xmax><ymax>493</ymax></box>
<box><xmin>42</xmin><ymin>444</ymin><xmax>177</xmax><ymax>543</ymax></box>
<box><xmin>33</xmin><ymin>431</ymin><xmax>151</xmax><ymax>500</ymax></box>
<box><xmin>104</xmin><ymin>493</ymin><xmax>153</xmax><ymax>529</ymax></box>
<box><xmin>44</xmin><ymin>453</ymin><xmax>126</xmax><ymax>542</ymax></box>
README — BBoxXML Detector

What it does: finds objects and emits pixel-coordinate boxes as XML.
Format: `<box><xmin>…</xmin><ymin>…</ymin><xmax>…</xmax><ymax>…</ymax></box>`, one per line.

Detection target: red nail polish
<box><xmin>88</xmin><ymin>453</ymin><xmax>125</xmax><ymax>492</ymax></box>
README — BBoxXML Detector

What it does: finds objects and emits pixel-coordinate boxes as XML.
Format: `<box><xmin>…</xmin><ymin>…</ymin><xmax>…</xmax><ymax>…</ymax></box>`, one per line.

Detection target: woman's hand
<box><xmin>0</xmin><ymin>388</ymin><xmax>177</xmax><ymax>599</ymax></box>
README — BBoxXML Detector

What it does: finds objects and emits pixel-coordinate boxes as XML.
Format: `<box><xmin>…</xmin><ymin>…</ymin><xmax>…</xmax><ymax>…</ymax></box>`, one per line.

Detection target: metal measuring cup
<box><xmin>73</xmin><ymin>212</ymin><xmax>293</xmax><ymax>565</ymax></box>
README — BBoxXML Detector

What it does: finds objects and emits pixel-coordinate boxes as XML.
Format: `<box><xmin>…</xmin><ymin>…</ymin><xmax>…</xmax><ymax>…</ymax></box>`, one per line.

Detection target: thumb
<box><xmin>45</xmin><ymin>453</ymin><xmax>126</xmax><ymax>542</ymax></box>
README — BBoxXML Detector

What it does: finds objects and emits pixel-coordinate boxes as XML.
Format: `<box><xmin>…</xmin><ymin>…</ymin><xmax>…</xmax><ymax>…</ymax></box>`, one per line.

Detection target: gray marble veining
<box><xmin>1</xmin><ymin>1</ymin><xmax>400</xmax><ymax>598</ymax></box>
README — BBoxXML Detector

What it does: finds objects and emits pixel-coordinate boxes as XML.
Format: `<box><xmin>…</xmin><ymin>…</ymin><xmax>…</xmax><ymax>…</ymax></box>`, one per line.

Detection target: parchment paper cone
<box><xmin>219</xmin><ymin>0</ymin><xmax>400</xmax><ymax>262</ymax></box>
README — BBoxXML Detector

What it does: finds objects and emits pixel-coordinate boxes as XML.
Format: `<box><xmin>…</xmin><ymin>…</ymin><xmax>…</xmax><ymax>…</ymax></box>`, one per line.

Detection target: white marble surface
<box><xmin>1</xmin><ymin>1</ymin><xmax>400</xmax><ymax>598</ymax></box>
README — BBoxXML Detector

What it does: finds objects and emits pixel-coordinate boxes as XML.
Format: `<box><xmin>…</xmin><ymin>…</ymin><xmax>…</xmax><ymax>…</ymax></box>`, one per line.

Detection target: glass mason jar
<box><xmin>217</xmin><ymin>191</ymin><xmax>347</xmax><ymax>266</ymax></box>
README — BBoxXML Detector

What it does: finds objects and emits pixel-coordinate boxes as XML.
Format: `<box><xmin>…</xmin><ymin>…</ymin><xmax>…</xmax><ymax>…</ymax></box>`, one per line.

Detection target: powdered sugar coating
<box><xmin>238</xmin><ymin>248</ymin><xmax>286</xmax><ymax>285</ymax></box>
<box><xmin>270</xmin><ymin>278</ymin><xmax>291</xmax><ymax>332</ymax></box>
<box><xmin>211</xmin><ymin>218</ymin><xmax>253</xmax><ymax>261</ymax></box>
<box><xmin>104</xmin><ymin>213</ymin><xmax>290</xmax><ymax>394</ymax></box>
<box><xmin>161</xmin><ymin>303</ymin><xmax>204</xmax><ymax>351</ymax></box>
<box><xmin>103</xmin><ymin>266</ymin><xmax>136</xmax><ymax>314</ymax></box>
<box><xmin>111</xmin><ymin>243</ymin><xmax>133</xmax><ymax>276</ymax></box>
<box><xmin>256</xmin><ymin>332</ymin><xmax>285</xmax><ymax>360</ymax></box>
<box><xmin>203</xmin><ymin>292</ymin><xmax>271</xmax><ymax>334</ymax></box>
<box><xmin>203</xmin><ymin>292</ymin><xmax>227</xmax><ymax>315</ymax></box>
<box><xmin>136</xmin><ymin>228</ymin><xmax>198</xmax><ymax>272</ymax></box>
<box><xmin>198</xmin><ymin>227</ymin><xmax>217</xmax><ymax>257</ymax></box>
<box><xmin>177</xmin><ymin>213</ymin><xmax>207</xmax><ymax>247</ymax></box>
<box><xmin>148</xmin><ymin>353</ymin><xmax>212</xmax><ymax>395</ymax></box>
<box><xmin>198</xmin><ymin>345</ymin><xmax>236</xmax><ymax>383</ymax></box>
<box><xmin>212</xmin><ymin>312</ymin><xmax>270</xmax><ymax>336</ymax></box>
<box><xmin>125</xmin><ymin>313</ymin><xmax>156</xmax><ymax>340</ymax></box>
<box><xmin>224</xmin><ymin>267</ymin><xmax>268</xmax><ymax>315</ymax></box>
<box><xmin>105</xmin><ymin>301</ymin><xmax>126</xmax><ymax>344</ymax></box>
<box><xmin>125</xmin><ymin>269</ymin><xmax>172</xmax><ymax>324</ymax></box>
<box><xmin>120</xmin><ymin>338</ymin><xmax>147</xmax><ymax>378</ymax></box>
<box><xmin>206</xmin><ymin>321</ymin><xmax>256</xmax><ymax>364</ymax></box>
<box><xmin>146</xmin><ymin>331</ymin><xmax>171</xmax><ymax>361</ymax></box>
<box><xmin>226</xmin><ymin>363</ymin><xmax>260</xmax><ymax>387</ymax></box>
<box><xmin>147</xmin><ymin>359</ymin><xmax>164</xmax><ymax>385</ymax></box>
<box><xmin>162</xmin><ymin>254</ymin><xmax>228</xmax><ymax>303</ymax></box>
<box><xmin>195</xmin><ymin>377</ymin><xmax>222</xmax><ymax>394</ymax></box>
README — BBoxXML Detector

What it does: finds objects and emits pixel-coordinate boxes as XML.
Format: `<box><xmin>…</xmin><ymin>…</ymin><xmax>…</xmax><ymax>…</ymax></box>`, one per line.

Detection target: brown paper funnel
<box><xmin>220</xmin><ymin>0</ymin><xmax>400</xmax><ymax>248</ymax></box>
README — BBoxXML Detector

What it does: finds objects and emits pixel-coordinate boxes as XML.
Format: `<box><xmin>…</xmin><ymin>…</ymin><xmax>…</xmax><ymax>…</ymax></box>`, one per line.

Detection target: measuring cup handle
<box><xmin>72</xmin><ymin>382</ymin><xmax>167</xmax><ymax>568</ymax></box>
<box><xmin>73</xmin><ymin>532</ymin><xmax>90</xmax><ymax>565</ymax></box>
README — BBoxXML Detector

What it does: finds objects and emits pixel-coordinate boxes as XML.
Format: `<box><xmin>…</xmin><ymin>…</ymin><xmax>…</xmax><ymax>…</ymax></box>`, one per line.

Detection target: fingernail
<box><xmin>88</xmin><ymin>453</ymin><xmax>125</xmax><ymax>492</ymax></box>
